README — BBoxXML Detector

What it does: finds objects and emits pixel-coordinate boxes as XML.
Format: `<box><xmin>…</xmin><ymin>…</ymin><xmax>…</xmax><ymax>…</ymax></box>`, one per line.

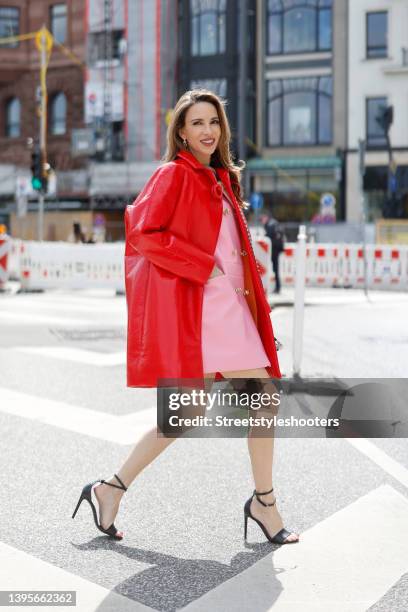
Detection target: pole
<box><xmin>292</xmin><ymin>224</ymin><xmax>307</xmax><ymax>377</ymax></box>
<box><xmin>237</xmin><ymin>0</ymin><xmax>247</xmax><ymax>163</ymax></box>
<box><xmin>103</xmin><ymin>0</ymin><xmax>113</xmax><ymax>161</ymax></box>
<box><xmin>38</xmin><ymin>26</ymin><xmax>47</xmax><ymax>241</ymax></box>
<box><xmin>358</xmin><ymin>139</ymin><xmax>368</xmax><ymax>297</ymax></box>
<box><xmin>38</xmin><ymin>192</ymin><xmax>44</xmax><ymax>242</ymax></box>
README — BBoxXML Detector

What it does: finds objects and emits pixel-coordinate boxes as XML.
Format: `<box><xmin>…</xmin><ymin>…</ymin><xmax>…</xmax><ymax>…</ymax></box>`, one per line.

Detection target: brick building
<box><xmin>0</xmin><ymin>0</ymin><xmax>87</xmax><ymax>237</ymax></box>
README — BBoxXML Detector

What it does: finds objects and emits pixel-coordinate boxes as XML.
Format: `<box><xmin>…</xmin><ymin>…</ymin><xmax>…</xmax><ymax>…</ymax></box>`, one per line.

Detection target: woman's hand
<box><xmin>209</xmin><ymin>264</ymin><xmax>224</xmax><ymax>279</ymax></box>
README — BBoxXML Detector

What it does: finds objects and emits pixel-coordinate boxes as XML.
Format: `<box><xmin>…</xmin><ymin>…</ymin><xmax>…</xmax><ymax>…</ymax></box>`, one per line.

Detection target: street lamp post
<box><xmin>34</xmin><ymin>25</ymin><xmax>53</xmax><ymax>241</ymax></box>
<box><xmin>237</xmin><ymin>0</ymin><xmax>247</xmax><ymax>164</ymax></box>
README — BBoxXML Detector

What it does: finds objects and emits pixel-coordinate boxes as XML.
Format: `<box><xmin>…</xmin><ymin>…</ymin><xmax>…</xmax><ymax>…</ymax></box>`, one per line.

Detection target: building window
<box><xmin>366</xmin><ymin>97</ymin><xmax>387</xmax><ymax>148</ymax></box>
<box><xmin>190</xmin><ymin>78</ymin><xmax>227</xmax><ymax>98</ymax></box>
<box><xmin>267</xmin><ymin>0</ymin><xmax>332</xmax><ymax>55</ymax></box>
<box><xmin>5</xmin><ymin>97</ymin><xmax>21</xmax><ymax>137</ymax></box>
<box><xmin>50</xmin><ymin>92</ymin><xmax>67</xmax><ymax>135</ymax></box>
<box><xmin>112</xmin><ymin>121</ymin><xmax>124</xmax><ymax>161</ymax></box>
<box><xmin>191</xmin><ymin>0</ymin><xmax>226</xmax><ymax>56</ymax></box>
<box><xmin>0</xmin><ymin>7</ymin><xmax>20</xmax><ymax>48</ymax></box>
<box><xmin>50</xmin><ymin>4</ymin><xmax>67</xmax><ymax>44</ymax></box>
<box><xmin>366</xmin><ymin>12</ymin><xmax>387</xmax><ymax>59</ymax></box>
<box><xmin>89</xmin><ymin>30</ymin><xmax>125</xmax><ymax>63</ymax></box>
<box><xmin>266</xmin><ymin>76</ymin><xmax>332</xmax><ymax>146</ymax></box>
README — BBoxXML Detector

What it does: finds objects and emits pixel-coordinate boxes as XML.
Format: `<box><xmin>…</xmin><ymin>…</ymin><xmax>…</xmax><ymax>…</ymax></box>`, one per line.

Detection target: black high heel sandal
<box><xmin>72</xmin><ymin>473</ymin><xmax>128</xmax><ymax>540</ymax></box>
<box><xmin>244</xmin><ymin>487</ymin><xmax>299</xmax><ymax>545</ymax></box>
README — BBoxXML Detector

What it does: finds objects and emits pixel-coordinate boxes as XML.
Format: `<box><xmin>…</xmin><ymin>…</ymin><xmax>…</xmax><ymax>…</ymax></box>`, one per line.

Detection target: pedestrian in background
<box><xmin>72</xmin><ymin>89</ymin><xmax>299</xmax><ymax>546</ymax></box>
<box><xmin>264</xmin><ymin>215</ymin><xmax>285</xmax><ymax>294</ymax></box>
<box><xmin>67</xmin><ymin>221</ymin><xmax>86</xmax><ymax>243</ymax></box>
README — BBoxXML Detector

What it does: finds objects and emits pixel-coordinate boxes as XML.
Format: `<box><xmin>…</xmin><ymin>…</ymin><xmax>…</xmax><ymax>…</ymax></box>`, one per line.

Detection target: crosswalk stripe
<box><xmin>0</xmin><ymin>387</ymin><xmax>156</xmax><ymax>445</ymax></box>
<box><xmin>0</xmin><ymin>541</ymin><xmax>152</xmax><ymax>612</ymax></box>
<box><xmin>1</xmin><ymin>302</ymin><xmax>125</xmax><ymax>315</ymax></box>
<box><xmin>0</xmin><ymin>311</ymin><xmax>94</xmax><ymax>326</ymax></box>
<box><xmin>346</xmin><ymin>437</ymin><xmax>408</xmax><ymax>490</ymax></box>
<box><xmin>180</xmin><ymin>484</ymin><xmax>408</xmax><ymax>612</ymax></box>
<box><xmin>13</xmin><ymin>346</ymin><xmax>126</xmax><ymax>366</ymax></box>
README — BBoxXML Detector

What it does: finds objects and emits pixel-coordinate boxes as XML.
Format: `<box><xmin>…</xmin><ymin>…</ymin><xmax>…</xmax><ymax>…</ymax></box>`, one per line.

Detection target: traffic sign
<box><xmin>250</xmin><ymin>192</ymin><xmax>263</xmax><ymax>210</ymax></box>
<box><xmin>320</xmin><ymin>193</ymin><xmax>336</xmax><ymax>208</ymax></box>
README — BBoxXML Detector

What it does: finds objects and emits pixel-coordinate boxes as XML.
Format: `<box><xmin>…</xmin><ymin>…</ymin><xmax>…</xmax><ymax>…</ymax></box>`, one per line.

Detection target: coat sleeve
<box><xmin>125</xmin><ymin>162</ymin><xmax>215</xmax><ymax>285</ymax></box>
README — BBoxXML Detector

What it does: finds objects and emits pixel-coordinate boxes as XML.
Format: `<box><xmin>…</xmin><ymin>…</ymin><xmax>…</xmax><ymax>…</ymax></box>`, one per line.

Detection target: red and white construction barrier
<box><xmin>280</xmin><ymin>243</ymin><xmax>408</xmax><ymax>291</ymax></box>
<box><xmin>19</xmin><ymin>241</ymin><xmax>125</xmax><ymax>291</ymax></box>
<box><xmin>7</xmin><ymin>238</ymin><xmax>23</xmax><ymax>281</ymax></box>
<box><xmin>0</xmin><ymin>233</ymin><xmax>11</xmax><ymax>290</ymax></box>
<box><xmin>252</xmin><ymin>235</ymin><xmax>272</xmax><ymax>294</ymax></box>
<box><xmin>7</xmin><ymin>239</ymin><xmax>408</xmax><ymax>292</ymax></box>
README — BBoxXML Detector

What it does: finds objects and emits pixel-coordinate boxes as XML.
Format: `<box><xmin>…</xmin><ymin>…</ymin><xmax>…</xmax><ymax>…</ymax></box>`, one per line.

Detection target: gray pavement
<box><xmin>0</xmin><ymin>286</ymin><xmax>407</xmax><ymax>611</ymax></box>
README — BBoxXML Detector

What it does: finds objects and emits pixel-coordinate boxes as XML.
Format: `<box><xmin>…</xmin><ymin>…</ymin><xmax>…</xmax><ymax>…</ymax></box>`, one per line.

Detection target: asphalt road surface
<box><xmin>0</xmin><ymin>286</ymin><xmax>407</xmax><ymax>611</ymax></box>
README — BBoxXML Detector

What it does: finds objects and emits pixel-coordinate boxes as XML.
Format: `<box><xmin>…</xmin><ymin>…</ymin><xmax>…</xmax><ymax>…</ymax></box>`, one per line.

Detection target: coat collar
<box><xmin>175</xmin><ymin>149</ymin><xmax>229</xmax><ymax>181</ymax></box>
<box><xmin>176</xmin><ymin>149</ymin><xmax>229</xmax><ymax>175</ymax></box>
<box><xmin>175</xmin><ymin>149</ymin><xmax>208</xmax><ymax>170</ymax></box>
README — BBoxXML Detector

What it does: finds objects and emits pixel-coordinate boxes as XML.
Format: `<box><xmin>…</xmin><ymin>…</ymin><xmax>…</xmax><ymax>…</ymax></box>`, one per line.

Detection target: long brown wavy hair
<box><xmin>162</xmin><ymin>89</ymin><xmax>249</xmax><ymax>210</ymax></box>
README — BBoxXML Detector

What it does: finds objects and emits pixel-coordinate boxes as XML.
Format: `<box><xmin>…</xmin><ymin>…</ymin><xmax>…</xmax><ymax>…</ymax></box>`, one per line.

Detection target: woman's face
<box><xmin>178</xmin><ymin>102</ymin><xmax>221</xmax><ymax>165</ymax></box>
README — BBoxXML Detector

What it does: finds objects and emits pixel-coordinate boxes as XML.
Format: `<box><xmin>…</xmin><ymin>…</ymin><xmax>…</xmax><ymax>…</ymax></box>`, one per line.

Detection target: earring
<box><xmin>183</xmin><ymin>138</ymin><xmax>188</xmax><ymax>149</ymax></box>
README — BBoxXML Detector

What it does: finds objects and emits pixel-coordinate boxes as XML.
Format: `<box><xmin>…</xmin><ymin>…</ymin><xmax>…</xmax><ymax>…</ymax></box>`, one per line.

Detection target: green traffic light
<box><xmin>31</xmin><ymin>177</ymin><xmax>43</xmax><ymax>190</ymax></box>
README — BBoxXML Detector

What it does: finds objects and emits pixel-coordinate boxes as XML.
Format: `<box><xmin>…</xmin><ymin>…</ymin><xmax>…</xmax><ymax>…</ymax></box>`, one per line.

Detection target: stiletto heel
<box><xmin>71</xmin><ymin>473</ymin><xmax>128</xmax><ymax>540</ymax></box>
<box><xmin>71</xmin><ymin>494</ymin><xmax>85</xmax><ymax>519</ymax></box>
<box><xmin>243</xmin><ymin>487</ymin><xmax>299</xmax><ymax>545</ymax></box>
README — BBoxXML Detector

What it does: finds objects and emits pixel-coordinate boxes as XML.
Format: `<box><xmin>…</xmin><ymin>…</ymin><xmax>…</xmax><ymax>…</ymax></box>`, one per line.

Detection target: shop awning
<box><xmin>245</xmin><ymin>156</ymin><xmax>342</xmax><ymax>171</ymax></box>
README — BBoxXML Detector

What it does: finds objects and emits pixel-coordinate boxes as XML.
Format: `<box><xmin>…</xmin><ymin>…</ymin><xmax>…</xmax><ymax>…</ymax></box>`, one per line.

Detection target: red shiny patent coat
<box><xmin>124</xmin><ymin>149</ymin><xmax>282</xmax><ymax>388</ymax></box>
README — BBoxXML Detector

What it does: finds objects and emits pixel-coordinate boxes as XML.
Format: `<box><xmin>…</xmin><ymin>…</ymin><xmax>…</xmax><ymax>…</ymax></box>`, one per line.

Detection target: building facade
<box><xmin>1</xmin><ymin>0</ymin><xmax>179</xmax><ymax>240</ymax></box>
<box><xmin>3</xmin><ymin>0</ymin><xmax>407</xmax><ymax>240</ymax></box>
<box><xmin>347</xmin><ymin>0</ymin><xmax>408</xmax><ymax>222</ymax></box>
<box><xmin>75</xmin><ymin>0</ymin><xmax>179</xmax><ymax>237</ymax></box>
<box><xmin>245</xmin><ymin>0</ymin><xmax>347</xmax><ymax>223</ymax></box>
<box><xmin>177</xmin><ymin>0</ymin><xmax>256</xmax><ymax>161</ymax></box>
<box><xmin>0</xmin><ymin>0</ymin><xmax>87</xmax><ymax>235</ymax></box>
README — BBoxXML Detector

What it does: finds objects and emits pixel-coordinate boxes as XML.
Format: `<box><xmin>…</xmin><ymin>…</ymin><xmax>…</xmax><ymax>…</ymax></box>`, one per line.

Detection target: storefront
<box><xmin>363</xmin><ymin>165</ymin><xmax>408</xmax><ymax>221</ymax></box>
<box><xmin>245</xmin><ymin>156</ymin><xmax>343</xmax><ymax>222</ymax></box>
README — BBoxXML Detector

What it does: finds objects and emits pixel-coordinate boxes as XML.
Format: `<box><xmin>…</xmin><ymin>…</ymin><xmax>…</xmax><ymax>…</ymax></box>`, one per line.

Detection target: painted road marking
<box><xmin>346</xmin><ymin>437</ymin><xmax>408</xmax><ymax>490</ymax></box>
<box><xmin>181</xmin><ymin>484</ymin><xmax>408</xmax><ymax>612</ymax></box>
<box><xmin>0</xmin><ymin>311</ymin><xmax>94</xmax><ymax>326</ymax></box>
<box><xmin>0</xmin><ymin>541</ymin><xmax>151</xmax><ymax>612</ymax></box>
<box><xmin>0</xmin><ymin>387</ymin><xmax>155</xmax><ymax>445</ymax></box>
<box><xmin>0</xmin><ymin>296</ymin><xmax>125</xmax><ymax>314</ymax></box>
<box><xmin>13</xmin><ymin>346</ymin><xmax>126</xmax><ymax>366</ymax></box>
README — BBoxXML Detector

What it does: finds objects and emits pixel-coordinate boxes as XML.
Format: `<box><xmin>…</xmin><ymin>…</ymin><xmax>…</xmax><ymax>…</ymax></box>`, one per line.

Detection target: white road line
<box><xmin>13</xmin><ymin>346</ymin><xmax>126</xmax><ymax>366</ymax></box>
<box><xmin>0</xmin><ymin>541</ymin><xmax>152</xmax><ymax>612</ymax></box>
<box><xmin>0</xmin><ymin>387</ymin><xmax>155</xmax><ymax>445</ymax></box>
<box><xmin>0</xmin><ymin>302</ymin><xmax>125</xmax><ymax>315</ymax></box>
<box><xmin>346</xmin><ymin>437</ymin><xmax>408</xmax><ymax>490</ymax></box>
<box><xmin>0</xmin><ymin>294</ymin><xmax>125</xmax><ymax>311</ymax></box>
<box><xmin>181</xmin><ymin>484</ymin><xmax>408</xmax><ymax>612</ymax></box>
<box><xmin>0</xmin><ymin>311</ymin><xmax>94</xmax><ymax>326</ymax></box>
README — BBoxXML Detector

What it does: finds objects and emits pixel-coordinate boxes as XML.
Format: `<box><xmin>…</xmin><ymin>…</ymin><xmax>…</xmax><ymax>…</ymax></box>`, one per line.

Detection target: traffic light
<box><xmin>30</xmin><ymin>148</ymin><xmax>49</xmax><ymax>192</ymax></box>
<box><xmin>31</xmin><ymin>149</ymin><xmax>42</xmax><ymax>191</ymax></box>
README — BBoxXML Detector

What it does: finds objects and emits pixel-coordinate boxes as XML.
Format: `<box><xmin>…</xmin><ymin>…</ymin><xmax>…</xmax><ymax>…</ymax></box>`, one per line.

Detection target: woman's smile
<box><xmin>200</xmin><ymin>138</ymin><xmax>216</xmax><ymax>147</ymax></box>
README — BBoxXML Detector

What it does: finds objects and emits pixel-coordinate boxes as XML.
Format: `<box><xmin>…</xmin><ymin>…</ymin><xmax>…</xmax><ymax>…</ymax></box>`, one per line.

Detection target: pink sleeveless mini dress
<box><xmin>201</xmin><ymin>180</ymin><xmax>271</xmax><ymax>374</ymax></box>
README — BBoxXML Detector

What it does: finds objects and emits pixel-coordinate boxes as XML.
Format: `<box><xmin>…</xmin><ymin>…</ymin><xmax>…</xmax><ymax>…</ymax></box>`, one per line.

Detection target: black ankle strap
<box><xmin>253</xmin><ymin>487</ymin><xmax>275</xmax><ymax>507</ymax></box>
<box><xmin>100</xmin><ymin>473</ymin><xmax>128</xmax><ymax>491</ymax></box>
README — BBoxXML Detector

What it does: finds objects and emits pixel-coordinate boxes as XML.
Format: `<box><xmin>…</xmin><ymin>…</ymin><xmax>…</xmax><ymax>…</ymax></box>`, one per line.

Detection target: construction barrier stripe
<box><xmin>0</xmin><ymin>241</ymin><xmax>11</xmax><ymax>259</ymax></box>
<box><xmin>5</xmin><ymin>239</ymin><xmax>408</xmax><ymax>292</ymax></box>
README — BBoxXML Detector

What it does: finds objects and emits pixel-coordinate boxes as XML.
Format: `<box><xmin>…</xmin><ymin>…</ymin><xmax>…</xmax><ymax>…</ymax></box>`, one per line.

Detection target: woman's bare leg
<box><xmin>220</xmin><ymin>367</ymin><xmax>299</xmax><ymax>543</ymax></box>
<box><xmin>94</xmin><ymin>374</ymin><xmax>216</xmax><ymax>531</ymax></box>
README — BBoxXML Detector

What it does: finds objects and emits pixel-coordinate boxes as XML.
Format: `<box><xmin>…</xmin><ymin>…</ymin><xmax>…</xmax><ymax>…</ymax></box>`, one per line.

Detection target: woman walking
<box><xmin>72</xmin><ymin>89</ymin><xmax>299</xmax><ymax>545</ymax></box>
